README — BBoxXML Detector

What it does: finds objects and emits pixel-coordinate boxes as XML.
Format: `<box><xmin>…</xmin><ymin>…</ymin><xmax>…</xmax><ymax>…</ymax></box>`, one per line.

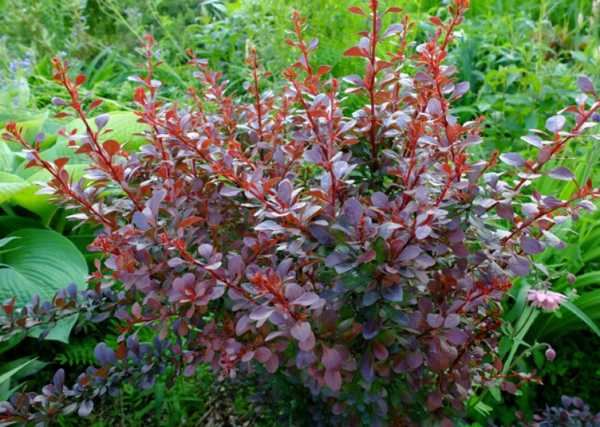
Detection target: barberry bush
<box><xmin>1</xmin><ymin>0</ymin><xmax>599</xmax><ymax>425</ymax></box>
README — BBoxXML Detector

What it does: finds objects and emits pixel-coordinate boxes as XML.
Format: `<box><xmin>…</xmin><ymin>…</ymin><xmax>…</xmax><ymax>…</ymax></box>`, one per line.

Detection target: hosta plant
<box><xmin>1</xmin><ymin>0</ymin><xmax>600</xmax><ymax>425</ymax></box>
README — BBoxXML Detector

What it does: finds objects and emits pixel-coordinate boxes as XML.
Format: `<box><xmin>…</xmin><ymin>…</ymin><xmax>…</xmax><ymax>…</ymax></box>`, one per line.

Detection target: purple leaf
<box><xmin>325</xmin><ymin>251</ymin><xmax>348</xmax><ymax>267</ymax></box>
<box><xmin>452</xmin><ymin>81</ymin><xmax>470</xmax><ymax>99</ymax></box>
<box><xmin>284</xmin><ymin>283</ymin><xmax>304</xmax><ymax>300</ymax></box>
<box><xmin>51</xmin><ymin>97</ymin><xmax>66</xmax><ymax>106</ymax></box>
<box><xmin>499</xmin><ymin>152</ymin><xmax>525</xmax><ymax>167</ymax></box>
<box><xmin>426</xmin><ymin>313</ymin><xmax>444</xmax><ymax>328</ymax></box>
<box><xmin>546</xmin><ymin>115</ymin><xmax>566</xmax><ymax>133</ymax></box>
<box><xmin>343</xmin><ymin>74</ymin><xmax>365</xmax><ymax>88</ymax></box>
<box><xmin>426</xmin><ymin>392</ymin><xmax>443</xmax><ymax>411</ymax></box>
<box><xmin>95</xmin><ymin>114</ymin><xmax>109</xmax><ymax>130</ymax></box>
<box><xmin>521</xmin><ymin>134</ymin><xmax>543</xmax><ymax>148</ymax></box>
<box><xmin>371</xmin><ymin>192</ymin><xmax>389</xmax><ymax>208</ymax></box>
<box><xmin>249</xmin><ymin>305</ymin><xmax>275</xmax><ymax>322</ymax></box>
<box><xmin>255</xmin><ymin>220</ymin><xmax>284</xmax><ymax>233</ymax></box>
<box><xmin>291</xmin><ymin>321</ymin><xmax>313</xmax><ymax>342</ymax></box>
<box><xmin>445</xmin><ymin>328</ymin><xmax>468</xmax><ymax>345</ymax></box>
<box><xmin>322</xmin><ymin>347</ymin><xmax>343</xmax><ymax>371</ymax></box>
<box><xmin>548</xmin><ymin>167</ymin><xmax>574</xmax><ymax>181</ymax></box>
<box><xmin>53</xmin><ymin>369</ymin><xmax>65</xmax><ymax>387</ymax></box>
<box><xmin>304</xmin><ymin>146</ymin><xmax>323</xmax><ymax>163</ymax></box>
<box><xmin>360</xmin><ymin>353</ymin><xmax>375</xmax><ymax>383</ymax></box>
<box><xmin>406</xmin><ymin>352</ymin><xmax>423</xmax><ymax>370</ymax></box>
<box><xmin>255</xmin><ymin>347</ymin><xmax>272</xmax><ymax>363</ymax></box>
<box><xmin>362</xmin><ymin>290</ymin><xmax>379</xmax><ymax>306</ymax></box>
<box><xmin>398</xmin><ymin>245</ymin><xmax>421</xmax><ymax>262</ymax></box>
<box><xmin>220</xmin><ymin>186</ymin><xmax>243</xmax><ymax>197</ymax></box>
<box><xmin>520</xmin><ymin>235</ymin><xmax>544</xmax><ymax>255</ymax></box>
<box><xmin>78</xmin><ymin>400</ymin><xmax>94</xmax><ymax>417</ymax></box>
<box><xmin>324</xmin><ymin>369</ymin><xmax>342</xmax><ymax>391</ymax></box>
<box><xmin>362</xmin><ymin>318</ymin><xmax>380</xmax><ymax>340</ymax></box>
<box><xmin>508</xmin><ymin>255</ymin><xmax>530</xmax><ymax>276</ymax></box>
<box><xmin>444</xmin><ymin>314</ymin><xmax>460</xmax><ymax>328</ymax></box>
<box><xmin>343</xmin><ymin>198</ymin><xmax>363</xmax><ymax>225</ymax></box>
<box><xmin>382</xmin><ymin>285</ymin><xmax>403</xmax><ymax>302</ymax></box>
<box><xmin>496</xmin><ymin>203</ymin><xmax>514</xmax><ymax>221</ymax></box>
<box><xmin>235</xmin><ymin>315</ymin><xmax>251</xmax><ymax>336</ymax></box>
<box><xmin>577</xmin><ymin>75</ymin><xmax>595</xmax><ymax>95</ymax></box>
<box><xmin>426</xmin><ymin>99</ymin><xmax>442</xmax><ymax>116</ymax></box>
<box><xmin>277</xmin><ymin>179</ymin><xmax>293</xmax><ymax>205</ymax></box>
<box><xmin>94</xmin><ymin>342</ymin><xmax>116</xmax><ymax>366</ymax></box>
<box><xmin>383</xmin><ymin>23</ymin><xmax>404</xmax><ymax>38</ymax></box>
<box><xmin>292</xmin><ymin>292</ymin><xmax>320</xmax><ymax>307</ymax></box>
<box><xmin>415</xmin><ymin>225</ymin><xmax>432</xmax><ymax>240</ymax></box>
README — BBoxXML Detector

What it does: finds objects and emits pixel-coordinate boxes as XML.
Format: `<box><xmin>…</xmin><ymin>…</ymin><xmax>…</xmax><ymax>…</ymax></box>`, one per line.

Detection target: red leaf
<box><xmin>54</xmin><ymin>157</ymin><xmax>69</xmax><ymax>169</ymax></box>
<box><xmin>89</xmin><ymin>99</ymin><xmax>103</xmax><ymax>111</ymax></box>
<box><xmin>75</xmin><ymin>74</ymin><xmax>87</xmax><ymax>86</ymax></box>
<box><xmin>430</xmin><ymin>16</ymin><xmax>442</xmax><ymax>26</ymax></box>
<box><xmin>134</xmin><ymin>87</ymin><xmax>146</xmax><ymax>104</ymax></box>
<box><xmin>103</xmin><ymin>139</ymin><xmax>120</xmax><ymax>156</ymax></box>
<box><xmin>116</xmin><ymin>342</ymin><xmax>127</xmax><ymax>360</ymax></box>
<box><xmin>386</xmin><ymin>6</ymin><xmax>403</xmax><ymax>13</ymax></box>
<box><xmin>348</xmin><ymin>6</ymin><xmax>365</xmax><ymax>16</ymax></box>
<box><xmin>316</xmin><ymin>65</ymin><xmax>331</xmax><ymax>77</ymax></box>
<box><xmin>76</xmin><ymin>144</ymin><xmax>92</xmax><ymax>154</ymax></box>
<box><xmin>179</xmin><ymin>216</ymin><xmax>204</xmax><ymax>228</ymax></box>
<box><xmin>343</xmin><ymin>46</ymin><xmax>367</xmax><ymax>58</ymax></box>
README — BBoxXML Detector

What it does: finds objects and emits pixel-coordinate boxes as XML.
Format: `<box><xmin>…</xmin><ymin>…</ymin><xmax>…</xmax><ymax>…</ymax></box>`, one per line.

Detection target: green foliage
<box><xmin>0</xmin><ymin>0</ymin><xmax>599</xmax><ymax>425</ymax></box>
<box><xmin>0</xmin><ymin>228</ymin><xmax>88</xmax><ymax>304</ymax></box>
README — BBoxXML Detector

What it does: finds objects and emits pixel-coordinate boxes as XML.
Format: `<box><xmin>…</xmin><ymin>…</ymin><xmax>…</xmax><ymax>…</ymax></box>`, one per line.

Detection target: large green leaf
<box><xmin>535</xmin><ymin>291</ymin><xmax>600</xmax><ymax>338</ymax></box>
<box><xmin>29</xmin><ymin>314</ymin><xmax>79</xmax><ymax>344</ymax></box>
<box><xmin>0</xmin><ymin>141</ymin><xmax>16</xmax><ymax>172</ymax></box>
<box><xmin>58</xmin><ymin>111</ymin><xmax>149</xmax><ymax>150</ymax></box>
<box><xmin>0</xmin><ymin>172</ymin><xmax>29</xmax><ymax>204</ymax></box>
<box><xmin>10</xmin><ymin>164</ymin><xmax>88</xmax><ymax>222</ymax></box>
<box><xmin>0</xmin><ymin>356</ymin><xmax>47</xmax><ymax>384</ymax></box>
<box><xmin>0</xmin><ymin>216</ymin><xmax>44</xmax><ymax>236</ymax></box>
<box><xmin>1</xmin><ymin>113</ymin><xmax>47</xmax><ymax>146</ymax></box>
<box><xmin>0</xmin><ymin>358</ymin><xmax>37</xmax><ymax>400</ymax></box>
<box><xmin>0</xmin><ymin>228</ymin><xmax>88</xmax><ymax>305</ymax></box>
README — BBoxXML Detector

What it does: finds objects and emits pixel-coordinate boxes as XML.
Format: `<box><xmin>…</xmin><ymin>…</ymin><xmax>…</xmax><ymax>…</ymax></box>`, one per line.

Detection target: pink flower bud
<box><xmin>545</xmin><ymin>347</ymin><xmax>556</xmax><ymax>362</ymax></box>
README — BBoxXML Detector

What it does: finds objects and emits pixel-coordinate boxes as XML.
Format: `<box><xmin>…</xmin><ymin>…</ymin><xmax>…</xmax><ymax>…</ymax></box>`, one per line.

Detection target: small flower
<box><xmin>545</xmin><ymin>346</ymin><xmax>556</xmax><ymax>362</ymax></box>
<box><xmin>527</xmin><ymin>289</ymin><xmax>566</xmax><ymax>311</ymax></box>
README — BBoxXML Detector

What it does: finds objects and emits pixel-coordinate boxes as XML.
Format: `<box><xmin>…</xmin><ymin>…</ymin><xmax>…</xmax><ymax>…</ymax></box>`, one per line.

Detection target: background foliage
<box><xmin>0</xmin><ymin>0</ymin><xmax>599</xmax><ymax>425</ymax></box>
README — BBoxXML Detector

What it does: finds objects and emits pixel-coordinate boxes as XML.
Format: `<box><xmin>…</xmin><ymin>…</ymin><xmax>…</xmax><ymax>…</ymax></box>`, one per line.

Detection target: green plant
<box><xmin>3</xmin><ymin>0</ymin><xmax>600</xmax><ymax>425</ymax></box>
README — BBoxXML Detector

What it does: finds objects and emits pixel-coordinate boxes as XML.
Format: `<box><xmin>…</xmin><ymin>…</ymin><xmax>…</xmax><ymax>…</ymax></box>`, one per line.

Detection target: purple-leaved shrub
<box><xmin>1</xmin><ymin>0</ymin><xmax>600</xmax><ymax>425</ymax></box>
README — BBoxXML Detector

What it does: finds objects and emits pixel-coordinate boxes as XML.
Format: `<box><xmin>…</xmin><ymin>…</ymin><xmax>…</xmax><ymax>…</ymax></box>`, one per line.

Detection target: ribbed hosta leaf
<box><xmin>0</xmin><ymin>172</ymin><xmax>29</xmax><ymax>204</ymax></box>
<box><xmin>0</xmin><ymin>228</ymin><xmax>88</xmax><ymax>305</ymax></box>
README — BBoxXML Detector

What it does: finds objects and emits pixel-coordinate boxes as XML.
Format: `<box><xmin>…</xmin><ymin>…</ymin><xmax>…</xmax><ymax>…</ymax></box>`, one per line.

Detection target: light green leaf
<box><xmin>59</xmin><ymin>111</ymin><xmax>149</xmax><ymax>150</ymax></box>
<box><xmin>0</xmin><ymin>358</ymin><xmax>37</xmax><ymax>400</ymax></box>
<box><xmin>0</xmin><ymin>357</ymin><xmax>47</xmax><ymax>383</ymax></box>
<box><xmin>0</xmin><ymin>141</ymin><xmax>16</xmax><ymax>172</ymax></box>
<box><xmin>0</xmin><ymin>172</ymin><xmax>30</xmax><ymax>204</ymax></box>
<box><xmin>0</xmin><ymin>228</ymin><xmax>88</xmax><ymax>305</ymax></box>
<box><xmin>2</xmin><ymin>113</ymin><xmax>47</xmax><ymax>145</ymax></box>
<box><xmin>29</xmin><ymin>314</ymin><xmax>79</xmax><ymax>344</ymax></box>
